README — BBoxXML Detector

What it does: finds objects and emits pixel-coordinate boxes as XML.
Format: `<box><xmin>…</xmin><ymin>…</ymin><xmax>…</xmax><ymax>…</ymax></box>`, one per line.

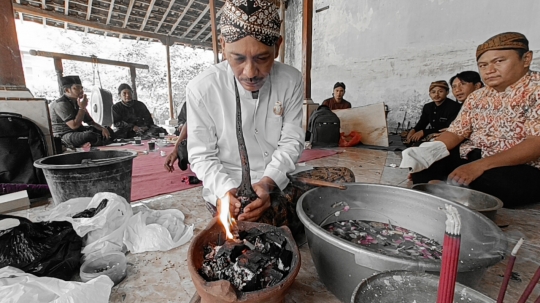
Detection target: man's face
<box><xmin>120</xmin><ymin>89</ymin><xmax>133</xmax><ymax>103</ymax></box>
<box><xmin>429</xmin><ymin>87</ymin><xmax>448</xmax><ymax>103</ymax></box>
<box><xmin>333</xmin><ymin>87</ymin><xmax>345</xmax><ymax>102</ymax></box>
<box><xmin>451</xmin><ymin>78</ymin><xmax>479</xmax><ymax>103</ymax></box>
<box><xmin>221</xmin><ymin>36</ymin><xmax>282</xmax><ymax>92</ymax></box>
<box><xmin>66</xmin><ymin>84</ymin><xmax>84</xmax><ymax>99</ymax></box>
<box><xmin>477</xmin><ymin>49</ymin><xmax>532</xmax><ymax>92</ymax></box>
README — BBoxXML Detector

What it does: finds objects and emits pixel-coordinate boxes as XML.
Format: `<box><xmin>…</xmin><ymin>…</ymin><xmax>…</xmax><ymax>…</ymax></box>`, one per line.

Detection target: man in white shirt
<box><xmin>187</xmin><ymin>0</ymin><xmax>354</xmax><ymax>230</ymax></box>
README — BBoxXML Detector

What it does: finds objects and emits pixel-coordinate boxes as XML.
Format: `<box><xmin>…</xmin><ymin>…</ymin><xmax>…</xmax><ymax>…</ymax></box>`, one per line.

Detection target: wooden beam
<box><xmin>129</xmin><ymin>66</ymin><xmax>137</xmax><ymax>99</ymax></box>
<box><xmin>86</xmin><ymin>0</ymin><xmax>93</xmax><ymax>20</ymax></box>
<box><xmin>279</xmin><ymin>0</ymin><xmax>285</xmax><ymax>62</ymax></box>
<box><xmin>168</xmin><ymin>0</ymin><xmax>195</xmax><ymax>35</ymax></box>
<box><xmin>209</xmin><ymin>0</ymin><xmax>219</xmax><ymax>64</ymax></box>
<box><xmin>165</xmin><ymin>40</ymin><xmax>174</xmax><ymax>119</ymax></box>
<box><xmin>53</xmin><ymin>58</ymin><xmax>63</xmax><ymax>95</ymax></box>
<box><xmin>41</xmin><ymin>0</ymin><xmax>46</xmax><ymax>9</ymax></box>
<box><xmin>140</xmin><ymin>0</ymin><xmax>157</xmax><ymax>31</ymax></box>
<box><xmin>154</xmin><ymin>0</ymin><xmax>176</xmax><ymax>33</ymax></box>
<box><xmin>181</xmin><ymin>4</ymin><xmax>209</xmax><ymax>38</ymax></box>
<box><xmin>192</xmin><ymin>6</ymin><xmax>222</xmax><ymax>40</ymax></box>
<box><xmin>302</xmin><ymin>0</ymin><xmax>313</xmax><ymax>101</ymax></box>
<box><xmin>13</xmin><ymin>4</ymin><xmax>213</xmax><ymax>48</ymax></box>
<box><xmin>29</xmin><ymin>49</ymin><xmax>150</xmax><ymax>69</ymax></box>
<box><xmin>122</xmin><ymin>0</ymin><xmax>135</xmax><ymax>28</ymax></box>
<box><xmin>106</xmin><ymin>0</ymin><xmax>115</xmax><ymax>24</ymax></box>
<box><xmin>64</xmin><ymin>0</ymin><xmax>69</xmax><ymax>30</ymax></box>
<box><xmin>0</xmin><ymin>0</ymin><xmax>26</xmax><ymax>86</ymax></box>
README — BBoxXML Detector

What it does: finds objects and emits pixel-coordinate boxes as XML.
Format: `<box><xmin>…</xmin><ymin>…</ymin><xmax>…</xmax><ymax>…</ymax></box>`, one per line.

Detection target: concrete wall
<box><xmin>284</xmin><ymin>0</ymin><xmax>540</xmax><ymax>130</ymax></box>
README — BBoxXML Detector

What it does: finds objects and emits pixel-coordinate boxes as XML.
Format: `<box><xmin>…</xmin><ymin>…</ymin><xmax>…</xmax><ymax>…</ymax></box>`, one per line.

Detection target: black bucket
<box><xmin>34</xmin><ymin>150</ymin><xmax>137</xmax><ymax>205</ymax></box>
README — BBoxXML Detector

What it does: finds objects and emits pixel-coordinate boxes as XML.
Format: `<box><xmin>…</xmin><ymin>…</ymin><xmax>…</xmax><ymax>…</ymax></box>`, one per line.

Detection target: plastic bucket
<box><xmin>34</xmin><ymin>150</ymin><xmax>137</xmax><ymax>205</ymax></box>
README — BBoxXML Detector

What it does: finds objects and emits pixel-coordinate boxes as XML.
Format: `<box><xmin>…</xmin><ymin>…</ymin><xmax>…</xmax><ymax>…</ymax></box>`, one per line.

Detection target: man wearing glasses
<box><xmin>50</xmin><ymin>75</ymin><xmax>112</xmax><ymax>148</ymax></box>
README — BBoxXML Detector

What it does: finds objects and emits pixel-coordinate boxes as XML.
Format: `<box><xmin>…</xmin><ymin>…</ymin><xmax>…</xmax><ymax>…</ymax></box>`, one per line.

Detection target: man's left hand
<box><xmin>238</xmin><ymin>178</ymin><xmax>275</xmax><ymax>222</ymax></box>
<box><xmin>101</xmin><ymin>127</ymin><xmax>111</xmax><ymax>139</ymax></box>
<box><xmin>447</xmin><ymin>161</ymin><xmax>486</xmax><ymax>186</ymax></box>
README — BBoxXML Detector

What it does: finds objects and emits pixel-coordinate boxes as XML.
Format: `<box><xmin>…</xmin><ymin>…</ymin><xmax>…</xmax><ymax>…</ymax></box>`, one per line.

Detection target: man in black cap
<box><xmin>112</xmin><ymin>83</ymin><xmax>167</xmax><ymax>139</ymax></box>
<box><xmin>322</xmin><ymin>82</ymin><xmax>352</xmax><ymax>110</ymax></box>
<box><xmin>49</xmin><ymin>75</ymin><xmax>112</xmax><ymax>148</ymax></box>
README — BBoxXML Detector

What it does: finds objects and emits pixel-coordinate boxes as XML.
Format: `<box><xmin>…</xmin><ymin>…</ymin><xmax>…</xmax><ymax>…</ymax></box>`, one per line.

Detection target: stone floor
<box><xmin>10</xmin><ymin>147</ymin><xmax>540</xmax><ymax>302</ymax></box>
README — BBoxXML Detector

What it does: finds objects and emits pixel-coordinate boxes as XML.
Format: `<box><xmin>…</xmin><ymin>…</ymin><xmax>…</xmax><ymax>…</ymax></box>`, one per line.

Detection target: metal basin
<box><xmin>351</xmin><ymin>270</ymin><xmax>495</xmax><ymax>303</ymax></box>
<box><xmin>412</xmin><ymin>183</ymin><xmax>503</xmax><ymax>221</ymax></box>
<box><xmin>296</xmin><ymin>183</ymin><xmax>506</xmax><ymax>303</ymax></box>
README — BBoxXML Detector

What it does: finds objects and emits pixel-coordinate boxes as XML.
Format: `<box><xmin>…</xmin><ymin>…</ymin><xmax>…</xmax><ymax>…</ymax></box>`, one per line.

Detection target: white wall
<box><xmin>285</xmin><ymin>0</ymin><xmax>540</xmax><ymax>129</ymax></box>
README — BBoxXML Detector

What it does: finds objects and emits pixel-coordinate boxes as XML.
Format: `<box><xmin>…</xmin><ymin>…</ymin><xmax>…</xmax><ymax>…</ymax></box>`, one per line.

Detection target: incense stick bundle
<box><xmin>497</xmin><ymin>238</ymin><xmax>524</xmax><ymax>303</ymax></box>
<box><xmin>517</xmin><ymin>265</ymin><xmax>540</xmax><ymax>303</ymax></box>
<box><xmin>437</xmin><ymin>205</ymin><xmax>461</xmax><ymax>303</ymax></box>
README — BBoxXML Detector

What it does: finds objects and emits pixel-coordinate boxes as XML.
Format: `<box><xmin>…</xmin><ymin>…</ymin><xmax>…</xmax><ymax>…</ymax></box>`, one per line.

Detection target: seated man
<box><xmin>406</xmin><ymin>81</ymin><xmax>461</xmax><ymax>144</ymax></box>
<box><xmin>187</xmin><ymin>0</ymin><xmax>354</xmax><ymax>234</ymax></box>
<box><xmin>164</xmin><ymin>103</ymin><xmax>189</xmax><ymax>172</ymax></box>
<box><xmin>449</xmin><ymin>71</ymin><xmax>483</xmax><ymax>106</ymax></box>
<box><xmin>403</xmin><ymin>32</ymin><xmax>540</xmax><ymax>207</ymax></box>
<box><xmin>49</xmin><ymin>75</ymin><xmax>112</xmax><ymax>148</ymax></box>
<box><xmin>112</xmin><ymin>83</ymin><xmax>168</xmax><ymax>139</ymax></box>
<box><xmin>322</xmin><ymin>82</ymin><xmax>352</xmax><ymax>110</ymax></box>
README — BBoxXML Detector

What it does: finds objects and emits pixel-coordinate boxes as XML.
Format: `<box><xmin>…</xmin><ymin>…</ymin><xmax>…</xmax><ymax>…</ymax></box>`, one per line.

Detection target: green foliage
<box><xmin>18</xmin><ymin>23</ymin><xmax>212</xmax><ymax>124</ymax></box>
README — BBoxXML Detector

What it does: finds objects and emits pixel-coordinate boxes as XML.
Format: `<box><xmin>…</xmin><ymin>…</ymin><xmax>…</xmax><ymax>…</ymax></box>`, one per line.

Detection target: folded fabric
<box><xmin>400</xmin><ymin>141</ymin><xmax>450</xmax><ymax>173</ymax></box>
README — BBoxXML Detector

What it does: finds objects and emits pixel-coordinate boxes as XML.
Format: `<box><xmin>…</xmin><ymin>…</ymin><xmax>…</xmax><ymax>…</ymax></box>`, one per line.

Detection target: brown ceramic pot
<box><xmin>187</xmin><ymin>218</ymin><xmax>301</xmax><ymax>303</ymax></box>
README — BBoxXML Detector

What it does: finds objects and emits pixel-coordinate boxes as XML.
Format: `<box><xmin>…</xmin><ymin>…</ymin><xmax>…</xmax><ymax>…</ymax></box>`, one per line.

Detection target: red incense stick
<box><xmin>437</xmin><ymin>205</ymin><xmax>461</xmax><ymax>303</ymax></box>
<box><xmin>517</xmin><ymin>265</ymin><xmax>540</xmax><ymax>303</ymax></box>
<box><xmin>497</xmin><ymin>238</ymin><xmax>524</xmax><ymax>303</ymax></box>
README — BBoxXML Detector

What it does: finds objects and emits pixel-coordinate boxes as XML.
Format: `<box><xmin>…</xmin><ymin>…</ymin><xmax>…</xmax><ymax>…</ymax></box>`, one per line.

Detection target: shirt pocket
<box><xmin>265</xmin><ymin>116</ymin><xmax>283</xmax><ymax>145</ymax></box>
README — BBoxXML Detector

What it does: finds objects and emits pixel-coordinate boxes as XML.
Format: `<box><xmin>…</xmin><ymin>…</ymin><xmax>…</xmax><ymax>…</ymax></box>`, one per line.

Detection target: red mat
<box><xmin>101</xmin><ymin>144</ymin><xmax>338</xmax><ymax>201</ymax></box>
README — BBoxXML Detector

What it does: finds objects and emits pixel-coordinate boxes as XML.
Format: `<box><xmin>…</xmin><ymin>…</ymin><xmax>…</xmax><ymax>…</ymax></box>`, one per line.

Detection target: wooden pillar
<box><xmin>165</xmin><ymin>38</ymin><xmax>174</xmax><ymax>119</ymax></box>
<box><xmin>129</xmin><ymin>66</ymin><xmax>137</xmax><ymax>99</ymax></box>
<box><xmin>53</xmin><ymin>58</ymin><xmax>63</xmax><ymax>95</ymax></box>
<box><xmin>302</xmin><ymin>0</ymin><xmax>313</xmax><ymax>102</ymax></box>
<box><xmin>279</xmin><ymin>0</ymin><xmax>286</xmax><ymax>63</ymax></box>
<box><xmin>209</xmin><ymin>0</ymin><xmax>219</xmax><ymax>64</ymax></box>
<box><xmin>301</xmin><ymin>0</ymin><xmax>317</xmax><ymax>131</ymax></box>
<box><xmin>0</xmin><ymin>0</ymin><xmax>26</xmax><ymax>86</ymax></box>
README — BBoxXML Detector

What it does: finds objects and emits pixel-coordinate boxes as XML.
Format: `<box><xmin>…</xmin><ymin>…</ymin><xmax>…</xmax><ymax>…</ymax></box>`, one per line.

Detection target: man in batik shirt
<box><xmin>409</xmin><ymin>32</ymin><xmax>540</xmax><ymax>207</ymax></box>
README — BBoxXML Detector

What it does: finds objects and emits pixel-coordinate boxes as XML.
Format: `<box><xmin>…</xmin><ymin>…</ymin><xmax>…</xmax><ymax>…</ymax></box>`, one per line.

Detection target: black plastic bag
<box><xmin>0</xmin><ymin>214</ymin><xmax>82</xmax><ymax>280</ymax></box>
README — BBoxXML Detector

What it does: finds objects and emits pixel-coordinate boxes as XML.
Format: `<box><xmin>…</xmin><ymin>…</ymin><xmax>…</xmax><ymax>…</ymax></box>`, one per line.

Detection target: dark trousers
<box><xmin>61</xmin><ymin>126</ymin><xmax>114</xmax><ymax>148</ymax></box>
<box><xmin>412</xmin><ymin>147</ymin><xmax>540</xmax><ymax>208</ymax></box>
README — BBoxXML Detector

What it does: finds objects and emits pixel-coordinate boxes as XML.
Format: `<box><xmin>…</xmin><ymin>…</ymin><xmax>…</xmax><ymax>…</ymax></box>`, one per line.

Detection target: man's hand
<box><xmin>101</xmin><ymin>127</ymin><xmax>111</xmax><ymax>139</ymax></box>
<box><xmin>217</xmin><ymin>189</ymin><xmax>241</xmax><ymax>218</ymax></box>
<box><xmin>447</xmin><ymin>161</ymin><xmax>486</xmax><ymax>186</ymax></box>
<box><xmin>409</xmin><ymin>130</ymin><xmax>424</xmax><ymax>142</ymax></box>
<box><xmin>133</xmin><ymin>125</ymin><xmax>141</xmax><ymax>132</ymax></box>
<box><xmin>238</xmin><ymin>178</ymin><xmax>275</xmax><ymax>222</ymax></box>
<box><xmin>77</xmin><ymin>94</ymin><xmax>88</xmax><ymax>109</ymax></box>
<box><xmin>164</xmin><ymin>152</ymin><xmax>178</xmax><ymax>172</ymax></box>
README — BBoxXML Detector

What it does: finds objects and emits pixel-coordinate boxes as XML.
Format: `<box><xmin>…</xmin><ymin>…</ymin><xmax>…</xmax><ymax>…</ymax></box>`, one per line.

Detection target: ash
<box><xmin>199</xmin><ymin>228</ymin><xmax>293</xmax><ymax>292</ymax></box>
<box><xmin>324</xmin><ymin>220</ymin><xmax>442</xmax><ymax>260</ymax></box>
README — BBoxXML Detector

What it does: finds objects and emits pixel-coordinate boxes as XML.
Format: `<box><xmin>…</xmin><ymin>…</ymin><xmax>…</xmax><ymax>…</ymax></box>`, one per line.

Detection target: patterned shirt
<box><xmin>447</xmin><ymin>71</ymin><xmax>540</xmax><ymax>169</ymax></box>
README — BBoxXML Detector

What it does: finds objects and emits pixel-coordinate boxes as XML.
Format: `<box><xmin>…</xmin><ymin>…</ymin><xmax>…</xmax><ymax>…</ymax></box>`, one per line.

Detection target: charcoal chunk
<box><xmin>216</xmin><ymin>241</ymin><xmax>246</xmax><ymax>262</ymax></box>
<box><xmin>261</xmin><ymin>268</ymin><xmax>284</xmax><ymax>288</ymax></box>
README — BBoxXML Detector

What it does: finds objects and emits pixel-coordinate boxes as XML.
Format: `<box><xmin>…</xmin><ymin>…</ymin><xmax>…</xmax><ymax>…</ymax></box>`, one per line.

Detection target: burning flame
<box><xmin>219</xmin><ymin>193</ymin><xmax>237</xmax><ymax>240</ymax></box>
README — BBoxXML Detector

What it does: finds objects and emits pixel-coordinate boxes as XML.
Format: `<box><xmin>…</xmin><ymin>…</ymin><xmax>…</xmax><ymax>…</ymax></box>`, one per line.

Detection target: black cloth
<box><xmin>413</xmin><ymin>98</ymin><xmax>461</xmax><ymax>136</ymax></box>
<box><xmin>62</xmin><ymin>126</ymin><xmax>114</xmax><ymax>148</ymax></box>
<box><xmin>177</xmin><ymin>103</ymin><xmax>187</xmax><ymax>126</ymax></box>
<box><xmin>411</xmin><ymin>146</ymin><xmax>540</xmax><ymax>207</ymax></box>
<box><xmin>112</xmin><ymin>100</ymin><xmax>166</xmax><ymax>138</ymax></box>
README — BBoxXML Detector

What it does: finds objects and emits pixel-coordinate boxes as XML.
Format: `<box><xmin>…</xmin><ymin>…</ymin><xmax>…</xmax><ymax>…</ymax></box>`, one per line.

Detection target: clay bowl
<box><xmin>187</xmin><ymin>218</ymin><xmax>301</xmax><ymax>303</ymax></box>
<box><xmin>412</xmin><ymin>183</ymin><xmax>503</xmax><ymax>221</ymax></box>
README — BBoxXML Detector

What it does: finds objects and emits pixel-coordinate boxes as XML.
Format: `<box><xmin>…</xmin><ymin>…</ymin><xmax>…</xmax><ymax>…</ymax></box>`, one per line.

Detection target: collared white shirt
<box><xmin>186</xmin><ymin>61</ymin><xmax>305</xmax><ymax>205</ymax></box>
